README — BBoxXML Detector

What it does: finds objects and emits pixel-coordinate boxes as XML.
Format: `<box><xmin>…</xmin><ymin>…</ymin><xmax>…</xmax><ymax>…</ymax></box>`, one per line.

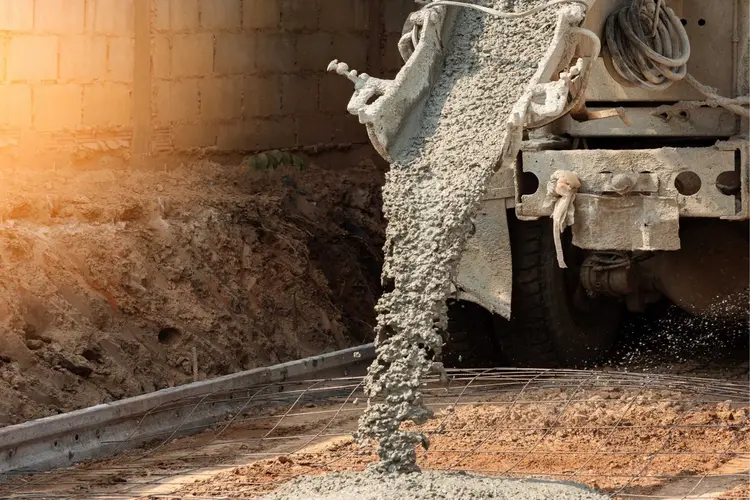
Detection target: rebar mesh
<box><xmin>0</xmin><ymin>369</ymin><xmax>747</xmax><ymax>499</ymax></box>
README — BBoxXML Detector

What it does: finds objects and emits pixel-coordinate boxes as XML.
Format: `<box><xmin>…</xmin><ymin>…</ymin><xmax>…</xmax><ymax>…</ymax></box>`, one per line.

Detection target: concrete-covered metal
<box><xmin>0</xmin><ymin>344</ymin><xmax>375</xmax><ymax>476</ymax></box>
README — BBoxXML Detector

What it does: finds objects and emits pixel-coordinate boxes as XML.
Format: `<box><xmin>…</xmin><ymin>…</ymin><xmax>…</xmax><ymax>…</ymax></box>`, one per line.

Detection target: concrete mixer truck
<box><xmin>329</xmin><ymin>0</ymin><xmax>749</xmax><ymax>366</ymax></box>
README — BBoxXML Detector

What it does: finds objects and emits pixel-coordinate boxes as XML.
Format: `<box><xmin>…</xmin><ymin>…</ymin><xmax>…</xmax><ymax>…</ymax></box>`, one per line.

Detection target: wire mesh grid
<box><xmin>0</xmin><ymin>369</ymin><xmax>747</xmax><ymax>499</ymax></box>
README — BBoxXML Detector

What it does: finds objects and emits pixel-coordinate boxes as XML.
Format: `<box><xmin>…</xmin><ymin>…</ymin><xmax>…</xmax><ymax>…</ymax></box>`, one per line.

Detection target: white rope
<box><xmin>683</xmin><ymin>75</ymin><xmax>750</xmax><ymax>118</ymax></box>
<box><xmin>546</xmin><ymin>171</ymin><xmax>581</xmax><ymax>269</ymax></box>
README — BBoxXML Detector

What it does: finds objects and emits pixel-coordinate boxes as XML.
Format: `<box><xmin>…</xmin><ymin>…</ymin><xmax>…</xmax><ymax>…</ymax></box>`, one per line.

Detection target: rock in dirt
<box><xmin>258</xmin><ymin>471</ymin><xmax>609</xmax><ymax>500</ymax></box>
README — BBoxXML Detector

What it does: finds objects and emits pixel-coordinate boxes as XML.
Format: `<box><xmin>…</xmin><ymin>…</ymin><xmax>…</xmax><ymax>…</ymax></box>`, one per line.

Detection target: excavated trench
<box><xmin>0</xmin><ymin>147</ymin><xmax>388</xmax><ymax>427</ymax></box>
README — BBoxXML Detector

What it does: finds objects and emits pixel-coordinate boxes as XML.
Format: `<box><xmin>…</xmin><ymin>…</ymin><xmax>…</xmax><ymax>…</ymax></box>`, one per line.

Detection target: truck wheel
<box><xmin>443</xmin><ymin>300</ymin><xmax>499</xmax><ymax>368</ymax></box>
<box><xmin>494</xmin><ymin>217</ymin><xmax>622</xmax><ymax>367</ymax></box>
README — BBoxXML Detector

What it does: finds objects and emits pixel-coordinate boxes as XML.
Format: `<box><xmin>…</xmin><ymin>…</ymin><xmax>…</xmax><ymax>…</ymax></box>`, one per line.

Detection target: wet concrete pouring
<box><xmin>357</xmin><ymin>0</ymin><xmax>562</xmax><ymax>473</ymax></box>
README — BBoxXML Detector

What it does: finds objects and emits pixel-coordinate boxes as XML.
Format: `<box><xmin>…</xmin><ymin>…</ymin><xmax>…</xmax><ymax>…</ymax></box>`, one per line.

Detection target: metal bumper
<box><xmin>516</xmin><ymin>139</ymin><xmax>748</xmax><ymax>251</ymax></box>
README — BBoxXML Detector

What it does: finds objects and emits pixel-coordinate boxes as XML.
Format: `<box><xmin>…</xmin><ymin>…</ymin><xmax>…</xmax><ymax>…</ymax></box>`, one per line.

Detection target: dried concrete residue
<box><xmin>357</xmin><ymin>0</ymin><xmax>562</xmax><ymax>472</ymax></box>
<box><xmin>260</xmin><ymin>470</ymin><xmax>610</xmax><ymax>500</ymax></box>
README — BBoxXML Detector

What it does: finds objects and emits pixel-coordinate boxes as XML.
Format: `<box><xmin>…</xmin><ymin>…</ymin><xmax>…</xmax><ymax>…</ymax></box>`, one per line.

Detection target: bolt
<box><xmin>657</xmin><ymin>112</ymin><xmax>671</xmax><ymax>122</ymax></box>
<box><xmin>611</xmin><ymin>174</ymin><xmax>636</xmax><ymax>194</ymax></box>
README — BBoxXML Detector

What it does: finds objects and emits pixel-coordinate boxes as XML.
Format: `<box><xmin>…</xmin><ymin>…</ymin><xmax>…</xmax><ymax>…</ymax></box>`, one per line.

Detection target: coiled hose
<box><xmin>604</xmin><ymin>0</ymin><xmax>749</xmax><ymax>117</ymax></box>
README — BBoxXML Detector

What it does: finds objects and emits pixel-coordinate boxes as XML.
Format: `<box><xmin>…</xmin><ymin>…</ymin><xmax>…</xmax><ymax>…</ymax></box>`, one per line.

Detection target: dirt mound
<box><xmin>0</xmin><ymin>147</ymin><xmax>385</xmax><ymax>426</ymax></box>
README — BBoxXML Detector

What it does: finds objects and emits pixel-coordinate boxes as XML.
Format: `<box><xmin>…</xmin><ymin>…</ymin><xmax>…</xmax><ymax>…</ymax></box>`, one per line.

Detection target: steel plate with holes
<box><xmin>518</xmin><ymin>146</ymin><xmax>741</xmax><ymax>219</ymax></box>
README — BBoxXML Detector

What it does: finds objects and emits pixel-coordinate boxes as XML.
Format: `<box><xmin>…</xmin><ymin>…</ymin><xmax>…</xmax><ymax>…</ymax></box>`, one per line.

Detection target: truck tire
<box><xmin>494</xmin><ymin>217</ymin><xmax>622</xmax><ymax>367</ymax></box>
<box><xmin>443</xmin><ymin>300</ymin><xmax>499</xmax><ymax>368</ymax></box>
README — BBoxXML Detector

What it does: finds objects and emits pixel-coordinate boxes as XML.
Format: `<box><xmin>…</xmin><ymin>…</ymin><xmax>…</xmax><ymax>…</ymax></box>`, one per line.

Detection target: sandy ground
<box><xmin>1</xmin><ymin>380</ymin><xmax>747</xmax><ymax>499</ymax></box>
<box><xmin>176</xmin><ymin>389</ymin><xmax>749</xmax><ymax>500</ymax></box>
<box><xmin>0</xmin><ymin>147</ymin><xmax>385</xmax><ymax>426</ymax></box>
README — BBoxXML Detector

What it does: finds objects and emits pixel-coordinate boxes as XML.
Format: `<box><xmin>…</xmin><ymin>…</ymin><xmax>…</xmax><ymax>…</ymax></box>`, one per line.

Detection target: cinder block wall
<box><xmin>0</xmin><ymin>0</ymin><xmax>416</xmax><ymax>154</ymax></box>
<box><xmin>0</xmin><ymin>0</ymin><xmax>135</xmax><ymax>147</ymax></box>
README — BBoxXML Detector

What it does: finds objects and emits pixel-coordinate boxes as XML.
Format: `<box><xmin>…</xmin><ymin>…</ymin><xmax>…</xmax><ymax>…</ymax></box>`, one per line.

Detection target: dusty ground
<box><xmin>0</xmin><ymin>147</ymin><xmax>386</xmax><ymax>426</ymax></box>
<box><xmin>175</xmin><ymin>389</ymin><xmax>749</xmax><ymax>499</ymax></box>
<box><xmin>1</xmin><ymin>383</ymin><xmax>746</xmax><ymax>499</ymax></box>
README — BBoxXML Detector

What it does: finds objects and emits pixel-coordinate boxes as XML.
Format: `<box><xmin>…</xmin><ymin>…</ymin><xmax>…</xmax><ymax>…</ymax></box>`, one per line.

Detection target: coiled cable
<box><xmin>605</xmin><ymin>0</ymin><xmax>749</xmax><ymax>117</ymax></box>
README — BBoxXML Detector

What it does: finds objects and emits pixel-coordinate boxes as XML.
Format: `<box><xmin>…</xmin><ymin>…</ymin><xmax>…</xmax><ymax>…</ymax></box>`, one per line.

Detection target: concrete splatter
<box><xmin>260</xmin><ymin>470</ymin><xmax>610</xmax><ymax>500</ymax></box>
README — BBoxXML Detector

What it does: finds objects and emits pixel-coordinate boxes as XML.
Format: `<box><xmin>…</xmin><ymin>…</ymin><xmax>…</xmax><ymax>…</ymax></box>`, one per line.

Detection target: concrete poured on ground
<box><xmin>259</xmin><ymin>471</ymin><xmax>610</xmax><ymax>500</ymax></box>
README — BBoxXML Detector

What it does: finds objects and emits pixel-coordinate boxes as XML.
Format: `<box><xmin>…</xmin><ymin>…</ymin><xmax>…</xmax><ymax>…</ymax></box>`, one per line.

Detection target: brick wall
<box><xmin>0</xmin><ymin>0</ymin><xmax>135</xmax><ymax>150</ymax></box>
<box><xmin>0</xmin><ymin>0</ymin><xmax>416</xmax><ymax>154</ymax></box>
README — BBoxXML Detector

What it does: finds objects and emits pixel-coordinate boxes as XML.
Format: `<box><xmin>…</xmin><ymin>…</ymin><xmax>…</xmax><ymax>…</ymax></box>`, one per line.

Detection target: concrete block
<box><xmin>200</xmin><ymin>77</ymin><xmax>242</xmax><ymax>121</ymax></box>
<box><xmin>281</xmin><ymin>75</ymin><xmax>318</xmax><ymax>114</ymax></box>
<box><xmin>217</xmin><ymin>117</ymin><xmax>295</xmax><ymax>151</ymax></box>
<box><xmin>255</xmin><ymin>33</ymin><xmax>295</xmax><ymax>73</ymax></box>
<box><xmin>152</xmin><ymin>36</ymin><xmax>171</xmax><ymax>79</ymax></box>
<box><xmin>154</xmin><ymin>0</ymin><xmax>171</xmax><ymax>30</ymax></box>
<box><xmin>172</xmin><ymin>123</ymin><xmax>217</xmax><ymax>149</ymax></box>
<box><xmin>171</xmin><ymin>33</ymin><xmax>214</xmax><ymax>77</ymax></box>
<box><xmin>254</xmin><ymin>117</ymin><xmax>296</xmax><ymax>149</ymax></box>
<box><xmin>243</xmin><ymin>75</ymin><xmax>281</xmax><ymax>117</ymax></box>
<box><xmin>7</xmin><ymin>36</ymin><xmax>58</xmax><ymax>82</ymax></box>
<box><xmin>83</xmin><ymin>83</ymin><xmax>132</xmax><ymax>126</ymax></box>
<box><xmin>33</xmin><ymin>84</ymin><xmax>82</xmax><ymax>131</ymax></box>
<box><xmin>216</xmin><ymin>122</ymin><xmax>247</xmax><ymax>151</ymax></box>
<box><xmin>0</xmin><ymin>85</ymin><xmax>32</xmax><ymax>128</ymax></box>
<box><xmin>35</xmin><ymin>0</ymin><xmax>86</xmax><ymax>34</ymax></box>
<box><xmin>331</xmin><ymin>33</ymin><xmax>367</xmax><ymax>71</ymax></box>
<box><xmin>0</xmin><ymin>39</ymin><xmax>5</xmax><ymax>81</ymax></box>
<box><xmin>319</xmin><ymin>0</ymin><xmax>369</xmax><ymax>31</ymax></box>
<box><xmin>319</xmin><ymin>75</ymin><xmax>352</xmax><ymax>113</ymax></box>
<box><xmin>295</xmin><ymin>33</ymin><xmax>333</xmax><ymax>72</ymax></box>
<box><xmin>200</xmin><ymin>0</ymin><xmax>241</xmax><ymax>30</ymax></box>
<box><xmin>295</xmin><ymin>114</ymin><xmax>333</xmax><ymax>146</ymax></box>
<box><xmin>384</xmin><ymin>1</ymin><xmax>412</xmax><ymax>33</ymax></box>
<box><xmin>35</xmin><ymin>0</ymin><xmax>86</xmax><ymax>33</ymax></box>
<box><xmin>280</xmin><ymin>0</ymin><xmax>318</xmax><ymax>30</ymax></box>
<box><xmin>108</xmin><ymin>37</ymin><xmax>135</xmax><ymax>82</ymax></box>
<box><xmin>59</xmin><ymin>36</ymin><xmax>107</xmax><ymax>81</ymax></box>
<box><xmin>154</xmin><ymin>0</ymin><xmax>199</xmax><ymax>31</ymax></box>
<box><xmin>332</xmin><ymin>113</ymin><xmax>368</xmax><ymax>144</ymax></box>
<box><xmin>216</xmin><ymin>122</ymin><xmax>253</xmax><ymax>151</ymax></box>
<box><xmin>170</xmin><ymin>0</ymin><xmax>200</xmax><ymax>31</ymax></box>
<box><xmin>215</xmin><ymin>33</ymin><xmax>254</xmax><ymax>74</ymax></box>
<box><xmin>155</xmin><ymin>80</ymin><xmax>200</xmax><ymax>123</ymax></box>
<box><xmin>243</xmin><ymin>0</ymin><xmax>281</xmax><ymax>29</ymax></box>
<box><xmin>383</xmin><ymin>32</ymin><xmax>404</xmax><ymax>72</ymax></box>
<box><xmin>0</xmin><ymin>0</ymin><xmax>33</xmax><ymax>31</ymax></box>
<box><xmin>88</xmin><ymin>0</ymin><xmax>134</xmax><ymax>35</ymax></box>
